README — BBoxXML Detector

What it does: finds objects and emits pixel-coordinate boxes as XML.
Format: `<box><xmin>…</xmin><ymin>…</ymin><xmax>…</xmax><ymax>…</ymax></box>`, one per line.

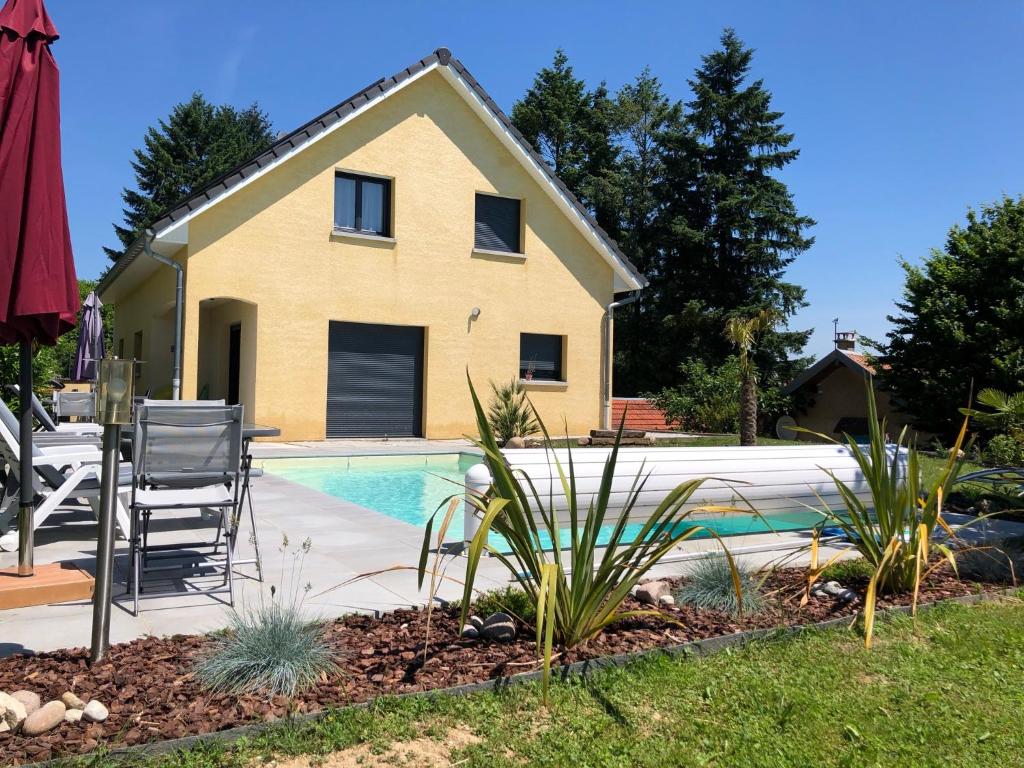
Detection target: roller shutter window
<box><xmin>475</xmin><ymin>194</ymin><xmax>521</xmax><ymax>253</ymax></box>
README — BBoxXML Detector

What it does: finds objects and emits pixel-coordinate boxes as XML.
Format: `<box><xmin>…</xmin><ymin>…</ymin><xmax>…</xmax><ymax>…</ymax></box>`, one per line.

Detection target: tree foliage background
<box><xmin>104</xmin><ymin>93</ymin><xmax>274</xmax><ymax>262</ymax></box>
<box><xmin>878</xmin><ymin>195</ymin><xmax>1024</xmax><ymax>436</ymax></box>
<box><xmin>511</xmin><ymin>30</ymin><xmax>814</xmax><ymax>408</ymax></box>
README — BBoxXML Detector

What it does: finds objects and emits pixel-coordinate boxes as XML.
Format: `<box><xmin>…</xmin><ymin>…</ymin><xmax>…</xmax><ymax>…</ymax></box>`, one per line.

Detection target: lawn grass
<box><xmin>74</xmin><ymin>595</ymin><xmax>1024</xmax><ymax>768</ymax></box>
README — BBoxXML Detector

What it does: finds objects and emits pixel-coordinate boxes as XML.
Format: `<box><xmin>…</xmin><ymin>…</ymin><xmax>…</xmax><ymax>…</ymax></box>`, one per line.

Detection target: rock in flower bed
<box><xmin>0</xmin><ymin>565</ymin><xmax>1009</xmax><ymax>765</ymax></box>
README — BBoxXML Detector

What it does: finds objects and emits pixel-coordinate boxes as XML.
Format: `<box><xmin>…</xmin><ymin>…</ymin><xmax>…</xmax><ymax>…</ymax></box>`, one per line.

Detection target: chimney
<box><xmin>835</xmin><ymin>331</ymin><xmax>857</xmax><ymax>352</ymax></box>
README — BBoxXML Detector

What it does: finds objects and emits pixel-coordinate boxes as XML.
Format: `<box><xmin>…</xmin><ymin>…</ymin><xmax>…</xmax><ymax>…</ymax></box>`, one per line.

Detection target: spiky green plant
<box><xmin>675</xmin><ymin>555</ymin><xmax>764</xmax><ymax>616</ymax></box>
<box><xmin>487</xmin><ymin>379</ymin><xmax>539</xmax><ymax>445</ymax></box>
<box><xmin>196</xmin><ymin>537</ymin><xmax>338</xmax><ymax>697</ymax></box>
<box><xmin>421</xmin><ymin>374</ymin><xmax>749</xmax><ymax>703</ymax></box>
<box><xmin>802</xmin><ymin>380</ymin><xmax>969</xmax><ymax>648</ymax></box>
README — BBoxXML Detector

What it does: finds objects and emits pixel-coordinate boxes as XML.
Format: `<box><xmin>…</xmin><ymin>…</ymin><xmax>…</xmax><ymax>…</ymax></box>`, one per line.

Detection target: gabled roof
<box><xmin>783</xmin><ymin>349</ymin><xmax>878</xmax><ymax>395</ymax></box>
<box><xmin>97</xmin><ymin>47</ymin><xmax>646</xmax><ymax>298</ymax></box>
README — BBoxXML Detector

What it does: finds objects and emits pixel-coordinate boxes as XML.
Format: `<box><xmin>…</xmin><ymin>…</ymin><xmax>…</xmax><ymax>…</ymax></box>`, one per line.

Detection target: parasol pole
<box><xmin>17</xmin><ymin>340</ymin><xmax>34</xmax><ymax>576</ymax></box>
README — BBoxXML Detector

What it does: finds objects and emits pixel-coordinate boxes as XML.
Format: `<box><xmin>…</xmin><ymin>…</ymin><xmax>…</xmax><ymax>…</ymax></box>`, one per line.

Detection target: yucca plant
<box><xmin>802</xmin><ymin>380</ymin><xmax>969</xmax><ymax>648</ymax></box>
<box><xmin>487</xmin><ymin>379</ymin><xmax>539</xmax><ymax>445</ymax></box>
<box><xmin>420</xmin><ymin>374</ymin><xmax>748</xmax><ymax>704</ymax></box>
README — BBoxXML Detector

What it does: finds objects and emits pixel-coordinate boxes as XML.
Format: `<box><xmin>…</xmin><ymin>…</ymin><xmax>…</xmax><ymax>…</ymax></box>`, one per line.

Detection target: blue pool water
<box><xmin>261</xmin><ymin>453</ymin><xmax>823</xmax><ymax>548</ymax></box>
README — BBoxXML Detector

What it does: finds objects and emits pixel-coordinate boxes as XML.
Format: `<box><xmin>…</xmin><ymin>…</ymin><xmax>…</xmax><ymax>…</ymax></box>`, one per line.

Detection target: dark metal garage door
<box><xmin>326</xmin><ymin>321</ymin><xmax>424</xmax><ymax>437</ymax></box>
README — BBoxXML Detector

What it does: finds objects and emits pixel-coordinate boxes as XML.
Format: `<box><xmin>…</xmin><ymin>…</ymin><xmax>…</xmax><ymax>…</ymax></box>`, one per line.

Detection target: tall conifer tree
<box><xmin>654</xmin><ymin>29</ymin><xmax>813</xmax><ymax>390</ymax></box>
<box><xmin>105</xmin><ymin>93</ymin><xmax>274</xmax><ymax>261</ymax></box>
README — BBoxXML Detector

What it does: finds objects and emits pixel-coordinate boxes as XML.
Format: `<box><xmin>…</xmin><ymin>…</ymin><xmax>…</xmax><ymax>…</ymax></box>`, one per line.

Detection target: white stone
<box><xmin>83</xmin><ymin>699</ymin><xmax>109</xmax><ymax>723</ymax></box>
<box><xmin>65</xmin><ymin>708</ymin><xmax>84</xmax><ymax>724</ymax></box>
<box><xmin>11</xmin><ymin>690</ymin><xmax>41</xmax><ymax>715</ymax></box>
<box><xmin>0</xmin><ymin>691</ymin><xmax>27</xmax><ymax>730</ymax></box>
<box><xmin>659</xmin><ymin>594</ymin><xmax>675</xmax><ymax>606</ymax></box>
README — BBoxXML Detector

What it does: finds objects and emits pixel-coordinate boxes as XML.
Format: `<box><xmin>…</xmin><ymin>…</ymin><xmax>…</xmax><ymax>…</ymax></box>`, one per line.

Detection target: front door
<box><xmin>228</xmin><ymin>323</ymin><xmax>241</xmax><ymax>406</ymax></box>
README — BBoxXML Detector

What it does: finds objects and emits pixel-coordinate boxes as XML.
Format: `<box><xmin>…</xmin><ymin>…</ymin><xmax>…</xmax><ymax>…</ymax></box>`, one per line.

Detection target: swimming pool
<box><xmin>261</xmin><ymin>453</ymin><xmax>823</xmax><ymax>547</ymax></box>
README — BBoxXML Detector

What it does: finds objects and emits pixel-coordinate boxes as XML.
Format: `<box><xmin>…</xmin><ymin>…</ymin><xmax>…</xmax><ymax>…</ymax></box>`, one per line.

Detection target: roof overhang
<box><xmin>783</xmin><ymin>349</ymin><xmax>875</xmax><ymax>395</ymax></box>
<box><xmin>98</xmin><ymin>49</ymin><xmax>646</xmax><ymax>301</ymax></box>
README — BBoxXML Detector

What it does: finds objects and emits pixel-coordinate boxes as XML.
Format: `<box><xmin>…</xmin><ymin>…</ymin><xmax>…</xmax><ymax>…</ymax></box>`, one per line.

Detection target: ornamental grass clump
<box><xmin>421</xmin><ymin>374</ymin><xmax>748</xmax><ymax>704</ymax></box>
<box><xmin>675</xmin><ymin>555</ymin><xmax>764</xmax><ymax>616</ymax></box>
<box><xmin>196</xmin><ymin>537</ymin><xmax>338</xmax><ymax>697</ymax></box>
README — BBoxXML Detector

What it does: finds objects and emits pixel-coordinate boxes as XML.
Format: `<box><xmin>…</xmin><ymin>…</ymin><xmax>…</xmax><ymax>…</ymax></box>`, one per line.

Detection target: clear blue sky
<box><xmin>51</xmin><ymin>1</ymin><xmax>1024</xmax><ymax>360</ymax></box>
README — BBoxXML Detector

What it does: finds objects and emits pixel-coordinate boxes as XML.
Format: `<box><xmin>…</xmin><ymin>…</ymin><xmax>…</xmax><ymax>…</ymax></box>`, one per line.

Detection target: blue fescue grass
<box><xmin>674</xmin><ymin>555</ymin><xmax>765</xmax><ymax>616</ymax></box>
<box><xmin>195</xmin><ymin>536</ymin><xmax>338</xmax><ymax>698</ymax></box>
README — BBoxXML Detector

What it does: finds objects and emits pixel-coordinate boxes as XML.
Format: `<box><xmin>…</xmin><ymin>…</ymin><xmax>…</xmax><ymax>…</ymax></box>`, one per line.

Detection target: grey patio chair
<box><xmin>7</xmin><ymin>384</ymin><xmax>102</xmax><ymax>435</ymax></box>
<box><xmin>128</xmin><ymin>403</ymin><xmax>244</xmax><ymax>615</ymax></box>
<box><xmin>54</xmin><ymin>390</ymin><xmax>97</xmax><ymax>423</ymax></box>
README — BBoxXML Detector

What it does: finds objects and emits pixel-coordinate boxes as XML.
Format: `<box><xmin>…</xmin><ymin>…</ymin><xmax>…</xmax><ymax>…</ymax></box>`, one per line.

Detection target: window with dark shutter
<box><xmin>520</xmin><ymin>333</ymin><xmax>563</xmax><ymax>381</ymax></box>
<box><xmin>334</xmin><ymin>172</ymin><xmax>391</xmax><ymax>236</ymax></box>
<box><xmin>475</xmin><ymin>194</ymin><xmax>521</xmax><ymax>253</ymax></box>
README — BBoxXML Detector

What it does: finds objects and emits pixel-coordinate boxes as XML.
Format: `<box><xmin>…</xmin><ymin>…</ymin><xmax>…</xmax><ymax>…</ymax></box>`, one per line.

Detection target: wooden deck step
<box><xmin>0</xmin><ymin>562</ymin><xmax>94</xmax><ymax>610</ymax></box>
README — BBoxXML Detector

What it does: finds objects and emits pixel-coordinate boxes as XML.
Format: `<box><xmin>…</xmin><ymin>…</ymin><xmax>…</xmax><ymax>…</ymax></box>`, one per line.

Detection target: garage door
<box><xmin>326</xmin><ymin>321</ymin><xmax>424</xmax><ymax>438</ymax></box>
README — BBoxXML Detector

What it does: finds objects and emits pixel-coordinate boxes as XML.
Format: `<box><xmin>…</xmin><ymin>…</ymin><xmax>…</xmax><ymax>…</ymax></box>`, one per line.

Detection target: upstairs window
<box><xmin>520</xmin><ymin>333</ymin><xmax>564</xmax><ymax>381</ymax></box>
<box><xmin>475</xmin><ymin>193</ymin><xmax>521</xmax><ymax>253</ymax></box>
<box><xmin>335</xmin><ymin>172</ymin><xmax>391</xmax><ymax>236</ymax></box>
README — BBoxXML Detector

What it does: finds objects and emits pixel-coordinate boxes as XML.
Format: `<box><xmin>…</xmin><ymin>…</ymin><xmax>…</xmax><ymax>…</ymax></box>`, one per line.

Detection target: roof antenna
<box><xmin>832</xmin><ymin>318</ymin><xmax>839</xmax><ymax>348</ymax></box>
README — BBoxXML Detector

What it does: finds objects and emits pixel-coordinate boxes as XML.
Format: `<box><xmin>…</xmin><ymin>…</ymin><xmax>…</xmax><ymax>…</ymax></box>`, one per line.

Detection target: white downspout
<box><xmin>602</xmin><ymin>291</ymin><xmax>642</xmax><ymax>430</ymax></box>
<box><xmin>142</xmin><ymin>229</ymin><xmax>183</xmax><ymax>400</ymax></box>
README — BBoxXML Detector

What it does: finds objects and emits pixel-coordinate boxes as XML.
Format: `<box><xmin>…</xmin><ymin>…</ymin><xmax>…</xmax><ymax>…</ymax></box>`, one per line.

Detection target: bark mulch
<box><xmin>0</xmin><ymin>566</ymin><xmax>1010</xmax><ymax>765</ymax></box>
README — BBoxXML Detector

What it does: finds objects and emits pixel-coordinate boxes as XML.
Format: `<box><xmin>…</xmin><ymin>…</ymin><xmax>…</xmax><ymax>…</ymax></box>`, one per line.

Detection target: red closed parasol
<box><xmin>0</xmin><ymin>0</ymin><xmax>79</xmax><ymax>574</ymax></box>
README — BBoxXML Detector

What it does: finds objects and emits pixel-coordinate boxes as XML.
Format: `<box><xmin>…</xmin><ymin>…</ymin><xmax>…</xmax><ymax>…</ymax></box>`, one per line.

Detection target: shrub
<box><xmin>195</xmin><ymin>538</ymin><xmax>338</xmax><ymax>697</ymax></box>
<box><xmin>819</xmin><ymin>557</ymin><xmax>875</xmax><ymax>584</ymax></box>
<box><xmin>956</xmin><ymin>535</ymin><xmax>1023</xmax><ymax>584</ymax></box>
<box><xmin>451</xmin><ymin>585</ymin><xmax>537</xmax><ymax>625</ymax></box>
<box><xmin>675</xmin><ymin>555</ymin><xmax>764</xmax><ymax>615</ymax></box>
<box><xmin>421</xmin><ymin>374</ymin><xmax>746</xmax><ymax>704</ymax></box>
<box><xmin>486</xmin><ymin>379</ymin><xmax>539</xmax><ymax>445</ymax></box>
<box><xmin>982</xmin><ymin>433</ymin><xmax>1024</xmax><ymax>467</ymax></box>
<box><xmin>803</xmin><ymin>380</ymin><xmax>968</xmax><ymax>648</ymax></box>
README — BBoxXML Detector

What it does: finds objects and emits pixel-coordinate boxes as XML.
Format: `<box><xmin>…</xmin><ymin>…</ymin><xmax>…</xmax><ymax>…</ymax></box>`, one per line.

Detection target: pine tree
<box><xmin>654</xmin><ymin>29</ymin><xmax>813</xmax><ymax>391</ymax></box>
<box><xmin>611</xmin><ymin>69</ymin><xmax>684</xmax><ymax>393</ymax></box>
<box><xmin>511</xmin><ymin>51</ymin><xmax>620</xmax><ymax>235</ymax></box>
<box><xmin>105</xmin><ymin>93</ymin><xmax>274</xmax><ymax>261</ymax></box>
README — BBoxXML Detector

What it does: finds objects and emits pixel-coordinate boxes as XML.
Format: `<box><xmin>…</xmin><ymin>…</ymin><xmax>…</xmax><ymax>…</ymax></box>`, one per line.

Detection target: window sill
<box><xmin>331</xmin><ymin>228</ymin><xmax>396</xmax><ymax>246</ymax></box>
<box><xmin>520</xmin><ymin>379</ymin><xmax>567</xmax><ymax>390</ymax></box>
<box><xmin>472</xmin><ymin>247</ymin><xmax>526</xmax><ymax>261</ymax></box>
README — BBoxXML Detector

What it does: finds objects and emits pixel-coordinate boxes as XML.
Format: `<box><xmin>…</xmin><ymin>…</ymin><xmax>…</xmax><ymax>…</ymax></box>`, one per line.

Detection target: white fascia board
<box><xmin>438</xmin><ymin>66</ymin><xmax>643</xmax><ymax>292</ymax></box>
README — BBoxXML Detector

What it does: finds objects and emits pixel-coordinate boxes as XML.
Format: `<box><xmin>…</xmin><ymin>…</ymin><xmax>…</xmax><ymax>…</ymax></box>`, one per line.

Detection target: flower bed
<box><xmin>0</xmin><ymin>566</ymin><xmax>1011</xmax><ymax>765</ymax></box>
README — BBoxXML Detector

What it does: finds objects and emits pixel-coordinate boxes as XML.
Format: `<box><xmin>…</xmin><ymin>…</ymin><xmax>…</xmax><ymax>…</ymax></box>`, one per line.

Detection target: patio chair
<box><xmin>6</xmin><ymin>384</ymin><xmax>102</xmax><ymax>435</ymax></box>
<box><xmin>54</xmin><ymin>390</ymin><xmax>97</xmax><ymax>423</ymax></box>
<box><xmin>0</xmin><ymin>399</ymin><xmax>132</xmax><ymax>550</ymax></box>
<box><xmin>127</xmin><ymin>403</ymin><xmax>244</xmax><ymax>615</ymax></box>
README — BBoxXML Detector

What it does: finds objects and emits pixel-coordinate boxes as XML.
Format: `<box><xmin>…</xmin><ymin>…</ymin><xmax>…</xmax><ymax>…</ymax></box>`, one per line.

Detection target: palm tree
<box><xmin>960</xmin><ymin>388</ymin><xmax>1024</xmax><ymax>434</ymax></box>
<box><xmin>724</xmin><ymin>311</ymin><xmax>776</xmax><ymax>446</ymax></box>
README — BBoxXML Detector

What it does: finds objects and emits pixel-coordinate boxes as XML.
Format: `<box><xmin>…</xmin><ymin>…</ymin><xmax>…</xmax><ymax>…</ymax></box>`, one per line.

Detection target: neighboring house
<box><xmin>782</xmin><ymin>333</ymin><xmax>915</xmax><ymax>441</ymax></box>
<box><xmin>97</xmin><ymin>48</ymin><xmax>646</xmax><ymax>441</ymax></box>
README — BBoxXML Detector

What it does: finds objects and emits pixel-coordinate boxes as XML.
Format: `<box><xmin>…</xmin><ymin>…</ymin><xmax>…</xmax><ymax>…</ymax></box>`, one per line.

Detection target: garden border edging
<box><xmin>22</xmin><ymin>587</ymin><xmax>1020</xmax><ymax>768</ymax></box>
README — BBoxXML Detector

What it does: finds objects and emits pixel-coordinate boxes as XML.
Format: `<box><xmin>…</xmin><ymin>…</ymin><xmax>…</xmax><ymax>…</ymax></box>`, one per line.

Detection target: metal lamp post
<box><xmin>89</xmin><ymin>357</ymin><xmax>134</xmax><ymax>664</ymax></box>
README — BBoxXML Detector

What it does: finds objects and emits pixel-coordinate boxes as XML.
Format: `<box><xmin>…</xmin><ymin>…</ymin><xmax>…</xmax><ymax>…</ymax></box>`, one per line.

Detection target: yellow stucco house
<box><xmin>97</xmin><ymin>48</ymin><xmax>646</xmax><ymax>441</ymax></box>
